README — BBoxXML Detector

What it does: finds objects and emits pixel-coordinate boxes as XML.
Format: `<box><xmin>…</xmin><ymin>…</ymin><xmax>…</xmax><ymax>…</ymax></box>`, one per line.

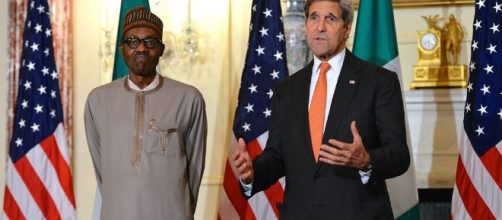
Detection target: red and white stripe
<box><xmin>219</xmin><ymin>132</ymin><xmax>285</xmax><ymax>220</ymax></box>
<box><xmin>3</xmin><ymin>123</ymin><xmax>76</xmax><ymax>220</ymax></box>
<box><xmin>450</xmin><ymin>130</ymin><xmax>502</xmax><ymax>219</ymax></box>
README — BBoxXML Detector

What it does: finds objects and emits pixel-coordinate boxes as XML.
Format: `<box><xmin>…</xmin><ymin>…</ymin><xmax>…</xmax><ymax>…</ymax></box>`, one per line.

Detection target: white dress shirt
<box><xmin>308</xmin><ymin>49</ymin><xmax>345</xmax><ymax>131</ymax></box>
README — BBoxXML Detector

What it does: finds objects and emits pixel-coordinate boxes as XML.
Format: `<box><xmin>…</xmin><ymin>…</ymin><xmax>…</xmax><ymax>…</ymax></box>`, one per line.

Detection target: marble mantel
<box><xmin>405</xmin><ymin>89</ymin><xmax>467</xmax><ymax>188</ymax></box>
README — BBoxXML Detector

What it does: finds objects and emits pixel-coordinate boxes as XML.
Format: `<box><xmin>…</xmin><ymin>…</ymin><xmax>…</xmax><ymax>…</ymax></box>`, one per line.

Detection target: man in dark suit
<box><xmin>230</xmin><ymin>0</ymin><xmax>410</xmax><ymax>219</ymax></box>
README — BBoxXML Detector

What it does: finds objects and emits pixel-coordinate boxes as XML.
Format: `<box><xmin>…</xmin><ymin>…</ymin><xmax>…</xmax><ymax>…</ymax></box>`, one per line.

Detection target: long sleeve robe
<box><xmin>84</xmin><ymin>76</ymin><xmax>207</xmax><ymax>220</ymax></box>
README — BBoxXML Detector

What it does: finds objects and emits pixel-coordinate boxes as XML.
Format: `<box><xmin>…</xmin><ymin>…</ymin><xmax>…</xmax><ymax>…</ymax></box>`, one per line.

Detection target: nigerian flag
<box><xmin>112</xmin><ymin>0</ymin><xmax>151</xmax><ymax>80</ymax></box>
<box><xmin>353</xmin><ymin>0</ymin><xmax>420</xmax><ymax>219</ymax></box>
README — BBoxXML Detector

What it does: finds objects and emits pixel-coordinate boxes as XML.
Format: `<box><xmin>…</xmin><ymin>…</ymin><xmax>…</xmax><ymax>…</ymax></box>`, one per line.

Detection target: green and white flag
<box><xmin>353</xmin><ymin>1</ymin><xmax>420</xmax><ymax>219</ymax></box>
<box><xmin>112</xmin><ymin>0</ymin><xmax>151</xmax><ymax>80</ymax></box>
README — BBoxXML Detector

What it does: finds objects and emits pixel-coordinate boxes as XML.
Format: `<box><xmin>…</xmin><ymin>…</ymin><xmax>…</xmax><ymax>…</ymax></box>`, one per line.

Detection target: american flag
<box><xmin>450</xmin><ymin>0</ymin><xmax>502</xmax><ymax>219</ymax></box>
<box><xmin>2</xmin><ymin>0</ymin><xmax>76</xmax><ymax>219</ymax></box>
<box><xmin>218</xmin><ymin>0</ymin><xmax>288</xmax><ymax>219</ymax></box>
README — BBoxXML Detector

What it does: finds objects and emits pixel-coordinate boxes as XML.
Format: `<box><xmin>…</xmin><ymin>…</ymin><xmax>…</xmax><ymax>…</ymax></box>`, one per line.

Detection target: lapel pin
<box><xmin>349</xmin><ymin>80</ymin><xmax>355</xmax><ymax>84</ymax></box>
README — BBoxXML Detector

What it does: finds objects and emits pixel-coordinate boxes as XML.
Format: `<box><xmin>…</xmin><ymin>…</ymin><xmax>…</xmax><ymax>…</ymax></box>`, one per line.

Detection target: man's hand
<box><xmin>318</xmin><ymin>121</ymin><xmax>370</xmax><ymax>169</ymax></box>
<box><xmin>231</xmin><ymin>138</ymin><xmax>254</xmax><ymax>184</ymax></box>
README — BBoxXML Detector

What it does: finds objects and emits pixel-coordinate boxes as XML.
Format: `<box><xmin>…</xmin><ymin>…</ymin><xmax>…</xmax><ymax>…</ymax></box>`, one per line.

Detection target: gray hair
<box><xmin>304</xmin><ymin>0</ymin><xmax>354</xmax><ymax>25</ymax></box>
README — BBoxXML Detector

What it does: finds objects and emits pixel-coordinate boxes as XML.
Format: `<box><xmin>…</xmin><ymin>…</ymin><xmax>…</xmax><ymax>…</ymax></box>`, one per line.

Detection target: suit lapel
<box><xmin>292</xmin><ymin>62</ymin><xmax>316</xmax><ymax>164</ymax></box>
<box><xmin>317</xmin><ymin>51</ymin><xmax>363</xmax><ymax>170</ymax></box>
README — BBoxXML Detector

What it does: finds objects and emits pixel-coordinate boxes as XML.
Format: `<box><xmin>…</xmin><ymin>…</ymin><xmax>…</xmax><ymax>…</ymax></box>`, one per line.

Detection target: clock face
<box><xmin>420</xmin><ymin>32</ymin><xmax>438</xmax><ymax>51</ymax></box>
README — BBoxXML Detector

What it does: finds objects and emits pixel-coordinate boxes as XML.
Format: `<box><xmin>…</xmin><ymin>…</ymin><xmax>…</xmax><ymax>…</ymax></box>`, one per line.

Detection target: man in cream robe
<box><xmin>84</xmin><ymin>7</ymin><xmax>206</xmax><ymax>220</ymax></box>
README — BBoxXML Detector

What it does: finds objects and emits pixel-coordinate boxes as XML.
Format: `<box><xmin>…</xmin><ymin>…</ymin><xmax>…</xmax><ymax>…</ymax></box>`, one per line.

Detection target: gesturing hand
<box><xmin>230</xmin><ymin>138</ymin><xmax>254</xmax><ymax>184</ymax></box>
<box><xmin>318</xmin><ymin>121</ymin><xmax>371</xmax><ymax>169</ymax></box>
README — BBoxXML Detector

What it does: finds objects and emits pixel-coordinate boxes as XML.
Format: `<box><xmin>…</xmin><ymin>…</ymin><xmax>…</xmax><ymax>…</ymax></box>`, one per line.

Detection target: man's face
<box><xmin>305</xmin><ymin>1</ymin><xmax>351</xmax><ymax>61</ymax></box>
<box><xmin>121</xmin><ymin>27</ymin><xmax>164</xmax><ymax>77</ymax></box>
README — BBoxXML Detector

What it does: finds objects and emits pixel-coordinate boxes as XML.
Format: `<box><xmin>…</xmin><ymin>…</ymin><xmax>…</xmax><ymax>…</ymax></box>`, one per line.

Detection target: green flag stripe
<box><xmin>112</xmin><ymin>0</ymin><xmax>150</xmax><ymax>80</ymax></box>
<box><xmin>353</xmin><ymin>0</ymin><xmax>398</xmax><ymax>66</ymax></box>
<box><xmin>396</xmin><ymin>204</ymin><xmax>420</xmax><ymax>220</ymax></box>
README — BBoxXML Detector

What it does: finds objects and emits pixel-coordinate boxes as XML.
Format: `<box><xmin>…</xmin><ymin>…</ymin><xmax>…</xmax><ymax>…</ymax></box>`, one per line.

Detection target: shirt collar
<box><xmin>312</xmin><ymin>48</ymin><xmax>346</xmax><ymax>75</ymax></box>
<box><xmin>127</xmin><ymin>74</ymin><xmax>160</xmax><ymax>92</ymax></box>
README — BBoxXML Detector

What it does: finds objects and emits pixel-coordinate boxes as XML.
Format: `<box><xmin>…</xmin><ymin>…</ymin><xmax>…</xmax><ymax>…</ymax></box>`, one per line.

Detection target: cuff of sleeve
<box><xmin>359</xmin><ymin>169</ymin><xmax>372</xmax><ymax>184</ymax></box>
<box><xmin>240</xmin><ymin>178</ymin><xmax>253</xmax><ymax>196</ymax></box>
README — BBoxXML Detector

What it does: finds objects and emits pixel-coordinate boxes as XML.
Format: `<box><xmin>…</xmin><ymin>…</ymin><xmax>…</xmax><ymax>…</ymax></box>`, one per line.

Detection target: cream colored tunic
<box><xmin>84</xmin><ymin>76</ymin><xmax>206</xmax><ymax>220</ymax></box>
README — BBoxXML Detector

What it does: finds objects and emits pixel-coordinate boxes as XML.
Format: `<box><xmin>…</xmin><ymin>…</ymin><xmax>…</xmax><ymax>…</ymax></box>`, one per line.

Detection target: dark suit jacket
<box><xmin>249</xmin><ymin>51</ymin><xmax>410</xmax><ymax>219</ymax></box>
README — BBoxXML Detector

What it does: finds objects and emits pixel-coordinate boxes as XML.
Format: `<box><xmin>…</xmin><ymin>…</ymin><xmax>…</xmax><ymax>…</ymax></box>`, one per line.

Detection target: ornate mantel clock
<box><xmin>411</xmin><ymin>15</ymin><xmax>467</xmax><ymax>89</ymax></box>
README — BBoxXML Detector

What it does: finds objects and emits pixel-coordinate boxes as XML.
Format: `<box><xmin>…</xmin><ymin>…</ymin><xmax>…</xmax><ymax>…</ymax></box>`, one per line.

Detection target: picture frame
<box><xmin>354</xmin><ymin>0</ymin><xmax>474</xmax><ymax>8</ymax></box>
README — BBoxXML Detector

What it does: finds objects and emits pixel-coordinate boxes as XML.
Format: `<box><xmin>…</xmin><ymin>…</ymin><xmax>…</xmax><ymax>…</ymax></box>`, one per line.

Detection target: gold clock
<box><xmin>420</xmin><ymin>32</ymin><xmax>438</xmax><ymax>51</ymax></box>
<box><xmin>416</xmin><ymin>28</ymin><xmax>445</xmax><ymax>66</ymax></box>
<box><xmin>411</xmin><ymin>14</ymin><xmax>467</xmax><ymax>89</ymax></box>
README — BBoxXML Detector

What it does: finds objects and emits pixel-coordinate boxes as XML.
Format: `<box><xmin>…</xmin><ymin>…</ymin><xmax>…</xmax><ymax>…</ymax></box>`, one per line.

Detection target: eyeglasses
<box><xmin>122</xmin><ymin>37</ymin><xmax>163</xmax><ymax>49</ymax></box>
